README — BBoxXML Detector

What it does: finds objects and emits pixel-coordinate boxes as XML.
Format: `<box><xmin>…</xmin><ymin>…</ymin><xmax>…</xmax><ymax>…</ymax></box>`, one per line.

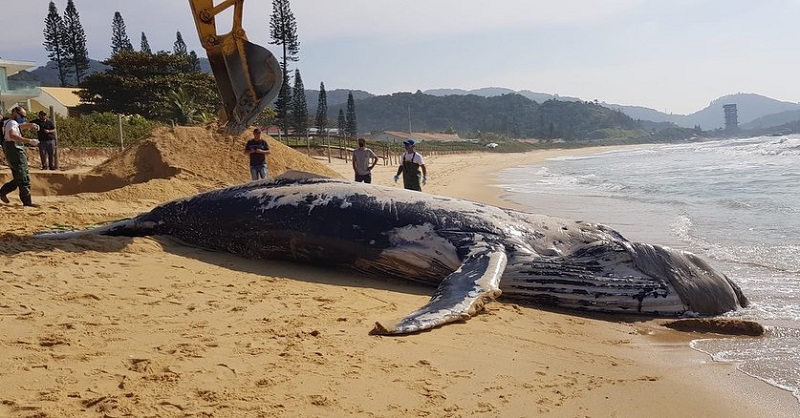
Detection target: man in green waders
<box><xmin>1</xmin><ymin>106</ymin><xmax>41</xmax><ymax>207</ymax></box>
<box><xmin>393</xmin><ymin>139</ymin><xmax>427</xmax><ymax>191</ymax></box>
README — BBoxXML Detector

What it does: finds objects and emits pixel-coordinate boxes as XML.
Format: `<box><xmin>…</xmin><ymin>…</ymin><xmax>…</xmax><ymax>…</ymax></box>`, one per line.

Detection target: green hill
<box><xmin>329</xmin><ymin>91</ymin><xmax>653</xmax><ymax>141</ymax></box>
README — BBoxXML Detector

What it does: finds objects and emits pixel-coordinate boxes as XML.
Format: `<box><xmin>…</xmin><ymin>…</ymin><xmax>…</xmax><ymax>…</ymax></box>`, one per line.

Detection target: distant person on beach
<box><xmin>1</xmin><ymin>106</ymin><xmax>41</xmax><ymax>207</ymax></box>
<box><xmin>352</xmin><ymin>137</ymin><xmax>378</xmax><ymax>183</ymax></box>
<box><xmin>244</xmin><ymin>128</ymin><xmax>270</xmax><ymax>180</ymax></box>
<box><xmin>32</xmin><ymin>111</ymin><xmax>57</xmax><ymax>170</ymax></box>
<box><xmin>394</xmin><ymin>139</ymin><xmax>427</xmax><ymax>191</ymax></box>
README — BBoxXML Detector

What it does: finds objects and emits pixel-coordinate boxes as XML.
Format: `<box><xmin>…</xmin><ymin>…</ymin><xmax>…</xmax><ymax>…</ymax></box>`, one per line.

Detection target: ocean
<box><xmin>494</xmin><ymin>135</ymin><xmax>800</xmax><ymax>403</ymax></box>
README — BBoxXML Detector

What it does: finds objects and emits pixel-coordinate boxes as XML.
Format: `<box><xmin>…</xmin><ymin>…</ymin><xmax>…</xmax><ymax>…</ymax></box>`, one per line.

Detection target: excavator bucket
<box><xmin>189</xmin><ymin>0</ymin><xmax>282</xmax><ymax>135</ymax></box>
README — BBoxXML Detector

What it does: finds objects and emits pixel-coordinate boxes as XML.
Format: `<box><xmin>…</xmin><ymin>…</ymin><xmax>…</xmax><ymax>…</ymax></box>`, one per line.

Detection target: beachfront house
<box><xmin>31</xmin><ymin>87</ymin><xmax>82</xmax><ymax>117</ymax></box>
<box><xmin>0</xmin><ymin>59</ymin><xmax>39</xmax><ymax>114</ymax></box>
<box><xmin>0</xmin><ymin>59</ymin><xmax>82</xmax><ymax>117</ymax></box>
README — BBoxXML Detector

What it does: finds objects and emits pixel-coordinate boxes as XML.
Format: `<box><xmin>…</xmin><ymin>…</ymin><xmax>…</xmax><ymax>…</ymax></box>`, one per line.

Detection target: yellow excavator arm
<box><xmin>188</xmin><ymin>0</ymin><xmax>283</xmax><ymax>135</ymax></box>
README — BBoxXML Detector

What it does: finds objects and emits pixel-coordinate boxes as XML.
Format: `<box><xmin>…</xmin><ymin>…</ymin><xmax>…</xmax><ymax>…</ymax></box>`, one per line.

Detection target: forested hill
<box><xmin>331</xmin><ymin>91</ymin><xmax>641</xmax><ymax>140</ymax></box>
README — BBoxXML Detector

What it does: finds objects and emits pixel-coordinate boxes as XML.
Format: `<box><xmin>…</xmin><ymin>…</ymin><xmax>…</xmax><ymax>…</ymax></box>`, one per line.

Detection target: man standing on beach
<box><xmin>32</xmin><ymin>110</ymin><xmax>57</xmax><ymax>170</ymax></box>
<box><xmin>1</xmin><ymin>106</ymin><xmax>41</xmax><ymax>207</ymax></box>
<box><xmin>352</xmin><ymin>137</ymin><xmax>378</xmax><ymax>183</ymax></box>
<box><xmin>244</xmin><ymin>128</ymin><xmax>270</xmax><ymax>180</ymax></box>
<box><xmin>394</xmin><ymin>139</ymin><xmax>427</xmax><ymax>191</ymax></box>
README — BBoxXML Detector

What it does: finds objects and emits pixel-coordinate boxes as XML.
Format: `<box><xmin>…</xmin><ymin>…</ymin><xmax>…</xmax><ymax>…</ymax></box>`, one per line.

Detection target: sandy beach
<box><xmin>1</xmin><ymin>127</ymin><xmax>797</xmax><ymax>417</ymax></box>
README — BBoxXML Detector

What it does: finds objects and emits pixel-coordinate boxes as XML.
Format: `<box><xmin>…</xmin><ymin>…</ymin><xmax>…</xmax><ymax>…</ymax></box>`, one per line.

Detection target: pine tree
<box><xmin>187</xmin><ymin>51</ymin><xmax>201</xmax><ymax>72</ymax></box>
<box><xmin>274</xmin><ymin>65</ymin><xmax>292</xmax><ymax>138</ymax></box>
<box><xmin>140</xmin><ymin>32</ymin><xmax>152</xmax><ymax>54</ymax></box>
<box><xmin>173</xmin><ymin>31</ymin><xmax>187</xmax><ymax>55</ymax></box>
<box><xmin>269</xmin><ymin>0</ymin><xmax>300</xmax><ymax>68</ymax></box>
<box><xmin>269</xmin><ymin>0</ymin><xmax>299</xmax><ymax>137</ymax></box>
<box><xmin>345</xmin><ymin>92</ymin><xmax>357</xmax><ymax>138</ymax></box>
<box><xmin>63</xmin><ymin>0</ymin><xmax>90</xmax><ymax>84</ymax></box>
<box><xmin>43</xmin><ymin>1</ymin><xmax>72</xmax><ymax>87</ymax></box>
<box><xmin>337</xmin><ymin>109</ymin><xmax>346</xmax><ymax>137</ymax></box>
<box><xmin>289</xmin><ymin>69</ymin><xmax>308</xmax><ymax>137</ymax></box>
<box><xmin>110</xmin><ymin>11</ymin><xmax>134</xmax><ymax>55</ymax></box>
<box><xmin>314</xmin><ymin>82</ymin><xmax>328</xmax><ymax>136</ymax></box>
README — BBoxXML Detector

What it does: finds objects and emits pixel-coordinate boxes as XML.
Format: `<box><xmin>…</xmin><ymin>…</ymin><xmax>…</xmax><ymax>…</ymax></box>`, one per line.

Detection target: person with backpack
<box><xmin>393</xmin><ymin>139</ymin><xmax>427</xmax><ymax>192</ymax></box>
<box><xmin>1</xmin><ymin>106</ymin><xmax>41</xmax><ymax>207</ymax></box>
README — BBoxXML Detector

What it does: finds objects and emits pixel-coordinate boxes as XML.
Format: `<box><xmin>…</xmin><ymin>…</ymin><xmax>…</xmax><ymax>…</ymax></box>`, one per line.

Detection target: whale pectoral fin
<box><xmin>370</xmin><ymin>247</ymin><xmax>507</xmax><ymax>335</ymax></box>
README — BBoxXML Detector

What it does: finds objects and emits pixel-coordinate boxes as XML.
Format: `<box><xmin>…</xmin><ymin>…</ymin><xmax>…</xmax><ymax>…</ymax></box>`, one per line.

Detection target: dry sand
<box><xmin>0</xmin><ymin>127</ymin><xmax>796</xmax><ymax>417</ymax></box>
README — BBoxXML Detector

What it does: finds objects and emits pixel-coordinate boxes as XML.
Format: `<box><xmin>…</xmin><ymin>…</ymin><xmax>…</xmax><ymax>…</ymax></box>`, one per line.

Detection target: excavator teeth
<box><xmin>189</xmin><ymin>0</ymin><xmax>283</xmax><ymax>136</ymax></box>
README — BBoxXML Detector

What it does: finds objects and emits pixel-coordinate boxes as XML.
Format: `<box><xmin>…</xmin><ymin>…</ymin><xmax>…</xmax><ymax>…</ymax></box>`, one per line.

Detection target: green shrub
<box><xmin>55</xmin><ymin>112</ymin><xmax>161</xmax><ymax>148</ymax></box>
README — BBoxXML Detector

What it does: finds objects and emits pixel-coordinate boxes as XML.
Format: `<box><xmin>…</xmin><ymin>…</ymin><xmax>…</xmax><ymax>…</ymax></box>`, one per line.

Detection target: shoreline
<box><xmin>321</xmin><ymin>144</ymin><xmax>799</xmax><ymax>417</ymax></box>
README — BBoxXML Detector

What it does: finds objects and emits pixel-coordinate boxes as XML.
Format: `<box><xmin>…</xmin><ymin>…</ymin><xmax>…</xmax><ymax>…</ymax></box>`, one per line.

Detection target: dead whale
<box><xmin>37</xmin><ymin>177</ymin><xmax>749</xmax><ymax>335</ymax></box>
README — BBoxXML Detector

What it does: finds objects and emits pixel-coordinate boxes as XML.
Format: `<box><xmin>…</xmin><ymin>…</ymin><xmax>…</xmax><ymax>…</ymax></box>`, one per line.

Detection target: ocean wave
<box><xmin>691</xmin><ymin>327</ymin><xmax>800</xmax><ymax>403</ymax></box>
<box><xmin>692</xmin><ymin>136</ymin><xmax>800</xmax><ymax>158</ymax></box>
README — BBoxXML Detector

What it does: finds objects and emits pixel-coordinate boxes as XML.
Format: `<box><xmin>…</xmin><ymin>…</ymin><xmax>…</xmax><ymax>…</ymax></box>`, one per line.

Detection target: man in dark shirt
<box><xmin>32</xmin><ymin>111</ymin><xmax>57</xmax><ymax>170</ymax></box>
<box><xmin>244</xmin><ymin>128</ymin><xmax>270</xmax><ymax>180</ymax></box>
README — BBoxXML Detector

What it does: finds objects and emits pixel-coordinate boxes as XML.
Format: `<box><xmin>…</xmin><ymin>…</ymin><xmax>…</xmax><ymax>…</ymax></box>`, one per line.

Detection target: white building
<box><xmin>1</xmin><ymin>59</ymin><xmax>83</xmax><ymax>117</ymax></box>
<box><xmin>0</xmin><ymin>59</ymin><xmax>39</xmax><ymax>113</ymax></box>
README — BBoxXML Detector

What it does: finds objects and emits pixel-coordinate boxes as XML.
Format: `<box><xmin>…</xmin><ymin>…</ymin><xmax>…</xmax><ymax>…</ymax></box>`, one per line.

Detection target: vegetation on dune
<box><xmin>55</xmin><ymin>112</ymin><xmax>161</xmax><ymax>148</ymax></box>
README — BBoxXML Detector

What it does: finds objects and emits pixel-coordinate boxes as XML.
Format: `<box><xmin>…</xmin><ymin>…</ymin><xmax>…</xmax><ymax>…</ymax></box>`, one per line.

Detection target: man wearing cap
<box><xmin>244</xmin><ymin>127</ymin><xmax>270</xmax><ymax>180</ymax></box>
<box><xmin>32</xmin><ymin>110</ymin><xmax>57</xmax><ymax>170</ymax></box>
<box><xmin>352</xmin><ymin>137</ymin><xmax>378</xmax><ymax>183</ymax></box>
<box><xmin>1</xmin><ymin>106</ymin><xmax>41</xmax><ymax>207</ymax></box>
<box><xmin>393</xmin><ymin>139</ymin><xmax>427</xmax><ymax>191</ymax></box>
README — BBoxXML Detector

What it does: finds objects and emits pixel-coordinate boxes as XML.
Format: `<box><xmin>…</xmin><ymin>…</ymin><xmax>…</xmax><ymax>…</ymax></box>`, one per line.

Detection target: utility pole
<box><xmin>407</xmin><ymin>105</ymin><xmax>412</xmax><ymax>134</ymax></box>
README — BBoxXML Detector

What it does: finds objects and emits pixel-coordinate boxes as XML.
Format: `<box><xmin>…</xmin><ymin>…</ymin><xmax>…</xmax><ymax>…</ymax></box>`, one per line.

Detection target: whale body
<box><xmin>38</xmin><ymin>176</ymin><xmax>749</xmax><ymax>334</ymax></box>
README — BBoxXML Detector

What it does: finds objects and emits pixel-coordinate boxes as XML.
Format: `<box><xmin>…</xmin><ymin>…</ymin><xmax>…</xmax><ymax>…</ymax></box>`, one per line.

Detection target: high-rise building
<box><xmin>723</xmin><ymin>104</ymin><xmax>738</xmax><ymax>131</ymax></box>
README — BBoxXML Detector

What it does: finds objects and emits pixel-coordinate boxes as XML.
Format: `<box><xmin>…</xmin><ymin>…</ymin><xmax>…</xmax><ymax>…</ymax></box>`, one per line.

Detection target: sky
<box><xmin>3</xmin><ymin>0</ymin><xmax>800</xmax><ymax>115</ymax></box>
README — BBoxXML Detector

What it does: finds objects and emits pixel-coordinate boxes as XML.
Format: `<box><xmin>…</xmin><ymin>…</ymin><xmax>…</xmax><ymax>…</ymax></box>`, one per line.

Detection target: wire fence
<box><xmin>276</xmin><ymin>134</ymin><xmax>486</xmax><ymax>166</ymax></box>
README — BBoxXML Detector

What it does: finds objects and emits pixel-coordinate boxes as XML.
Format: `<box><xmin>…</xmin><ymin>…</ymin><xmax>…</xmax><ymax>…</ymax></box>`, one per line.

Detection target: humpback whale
<box><xmin>37</xmin><ymin>177</ymin><xmax>749</xmax><ymax>335</ymax></box>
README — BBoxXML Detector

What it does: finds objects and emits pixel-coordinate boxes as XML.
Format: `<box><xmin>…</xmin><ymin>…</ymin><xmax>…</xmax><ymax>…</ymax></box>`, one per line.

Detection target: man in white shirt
<box><xmin>393</xmin><ymin>139</ymin><xmax>427</xmax><ymax>191</ymax></box>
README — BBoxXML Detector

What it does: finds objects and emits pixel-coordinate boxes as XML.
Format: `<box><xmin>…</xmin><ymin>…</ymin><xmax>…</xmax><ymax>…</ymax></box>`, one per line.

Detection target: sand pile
<box><xmin>89</xmin><ymin>126</ymin><xmax>341</xmax><ymax>191</ymax></box>
<box><xmin>0</xmin><ymin>126</ymin><xmax>343</xmax><ymax>234</ymax></box>
<box><xmin>5</xmin><ymin>126</ymin><xmax>341</xmax><ymax>202</ymax></box>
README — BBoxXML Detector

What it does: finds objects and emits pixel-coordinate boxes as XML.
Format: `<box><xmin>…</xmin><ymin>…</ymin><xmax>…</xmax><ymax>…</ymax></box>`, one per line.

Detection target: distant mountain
<box><xmin>600</xmin><ymin>104</ymin><xmax>675</xmax><ymax>124</ymax></box>
<box><xmin>517</xmin><ymin>90</ymin><xmax>581</xmax><ymax>103</ymax></box>
<box><xmin>741</xmin><ymin>110</ymin><xmax>800</xmax><ymax>130</ymax></box>
<box><xmin>425</xmin><ymin>87</ymin><xmax>514</xmax><ymax>97</ymax></box>
<box><xmin>424</xmin><ymin>87</ymin><xmax>581</xmax><ymax>103</ymax></box>
<box><xmin>604</xmin><ymin>93</ymin><xmax>800</xmax><ymax>130</ymax></box>
<box><xmin>22</xmin><ymin>59</ymin><xmax>110</xmax><ymax>86</ymax></box>
<box><xmin>304</xmin><ymin>89</ymin><xmax>373</xmax><ymax>107</ymax></box>
<box><xmin>329</xmin><ymin>91</ymin><xmax>647</xmax><ymax>141</ymax></box>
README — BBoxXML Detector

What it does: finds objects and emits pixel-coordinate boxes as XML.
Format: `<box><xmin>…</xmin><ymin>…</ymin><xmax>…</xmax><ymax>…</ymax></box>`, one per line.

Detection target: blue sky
<box><xmin>4</xmin><ymin>0</ymin><xmax>799</xmax><ymax>114</ymax></box>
